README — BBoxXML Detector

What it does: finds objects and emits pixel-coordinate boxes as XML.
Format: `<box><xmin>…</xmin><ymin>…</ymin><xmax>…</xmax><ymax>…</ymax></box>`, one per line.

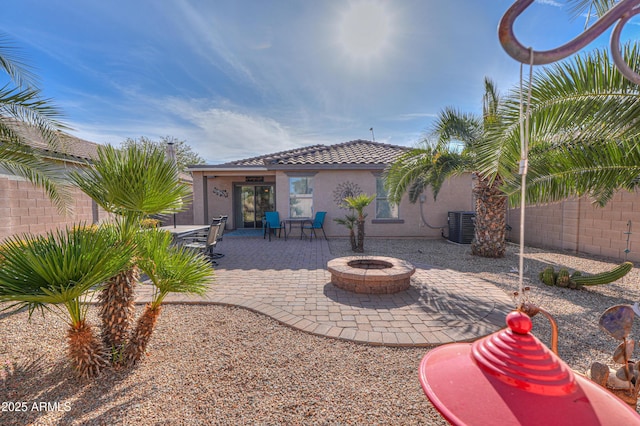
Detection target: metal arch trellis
<box><xmin>499</xmin><ymin>0</ymin><xmax>640</xmax><ymax>307</ymax></box>
<box><xmin>499</xmin><ymin>0</ymin><xmax>640</xmax><ymax>84</ymax></box>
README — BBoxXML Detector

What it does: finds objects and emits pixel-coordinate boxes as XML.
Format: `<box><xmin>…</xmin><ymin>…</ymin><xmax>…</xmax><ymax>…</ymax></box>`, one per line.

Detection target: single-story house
<box><xmin>188</xmin><ymin>140</ymin><xmax>475</xmax><ymax>238</ymax></box>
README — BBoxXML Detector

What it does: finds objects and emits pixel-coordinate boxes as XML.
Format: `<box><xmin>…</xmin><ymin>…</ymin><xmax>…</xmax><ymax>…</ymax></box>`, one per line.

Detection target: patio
<box><xmin>136</xmin><ymin>234</ymin><xmax>514</xmax><ymax>346</ymax></box>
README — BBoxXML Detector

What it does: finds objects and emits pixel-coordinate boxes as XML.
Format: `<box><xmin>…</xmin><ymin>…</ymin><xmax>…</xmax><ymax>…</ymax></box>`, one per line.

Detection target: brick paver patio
<box><xmin>136</xmin><ymin>235</ymin><xmax>514</xmax><ymax>347</ymax></box>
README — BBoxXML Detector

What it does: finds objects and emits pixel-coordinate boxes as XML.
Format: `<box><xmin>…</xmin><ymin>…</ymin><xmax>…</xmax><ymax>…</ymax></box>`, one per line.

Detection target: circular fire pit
<box><xmin>327</xmin><ymin>256</ymin><xmax>416</xmax><ymax>294</ymax></box>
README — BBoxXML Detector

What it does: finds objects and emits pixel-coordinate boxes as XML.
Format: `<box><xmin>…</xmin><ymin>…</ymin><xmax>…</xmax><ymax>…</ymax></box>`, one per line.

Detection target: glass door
<box><xmin>255</xmin><ymin>186</ymin><xmax>275</xmax><ymax>226</ymax></box>
<box><xmin>234</xmin><ymin>184</ymin><xmax>275</xmax><ymax>228</ymax></box>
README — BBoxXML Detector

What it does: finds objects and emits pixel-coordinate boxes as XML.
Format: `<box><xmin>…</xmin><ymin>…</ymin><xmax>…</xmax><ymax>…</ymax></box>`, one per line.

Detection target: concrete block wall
<box><xmin>0</xmin><ymin>174</ymin><xmax>96</xmax><ymax>241</ymax></box>
<box><xmin>508</xmin><ymin>190</ymin><xmax>640</xmax><ymax>262</ymax></box>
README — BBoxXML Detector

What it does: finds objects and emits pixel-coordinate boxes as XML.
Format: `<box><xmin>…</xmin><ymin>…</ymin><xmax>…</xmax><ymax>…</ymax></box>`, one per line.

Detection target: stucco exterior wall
<box><xmin>0</xmin><ymin>174</ymin><xmax>97</xmax><ymax>241</ymax></box>
<box><xmin>508</xmin><ymin>190</ymin><xmax>640</xmax><ymax>262</ymax></box>
<box><xmin>275</xmin><ymin>170</ymin><xmax>474</xmax><ymax>238</ymax></box>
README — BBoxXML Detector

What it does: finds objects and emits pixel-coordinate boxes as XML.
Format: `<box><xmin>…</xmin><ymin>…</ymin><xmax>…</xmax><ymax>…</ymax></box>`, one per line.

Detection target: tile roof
<box><xmin>217</xmin><ymin>140</ymin><xmax>409</xmax><ymax>169</ymax></box>
<box><xmin>223</xmin><ymin>144</ymin><xmax>327</xmax><ymax>166</ymax></box>
<box><xmin>7</xmin><ymin>120</ymin><xmax>99</xmax><ymax>161</ymax></box>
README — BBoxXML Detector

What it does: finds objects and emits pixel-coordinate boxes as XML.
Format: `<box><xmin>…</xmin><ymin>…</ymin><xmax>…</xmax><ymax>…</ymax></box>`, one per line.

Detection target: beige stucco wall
<box><xmin>0</xmin><ymin>174</ymin><xmax>96</xmax><ymax>241</ymax></box>
<box><xmin>192</xmin><ymin>169</ymin><xmax>474</xmax><ymax>237</ymax></box>
<box><xmin>508</xmin><ymin>190</ymin><xmax>640</xmax><ymax>262</ymax></box>
<box><xmin>275</xmin><ymin>170</ymin><xmax>474</xmax><ymax>238</ymax></box>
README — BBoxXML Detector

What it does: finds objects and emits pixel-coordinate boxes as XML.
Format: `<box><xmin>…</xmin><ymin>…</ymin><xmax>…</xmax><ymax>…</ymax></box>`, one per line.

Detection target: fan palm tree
<box><xmin>477</xmin><ymin>45</ymin><xmax>640</xmax><ymax>208</ymax></box>
<box><xmin>385</xmin><ymin>78</ymin><xmax>508</xmax><ymax>258</ymax></box>
<box><xmin>340</xmin><ymin>194</ymin><xmax>375</xmax><ymax>253</ymax></box>
<box><xmin>334</xmin><ymin>213</ymin><xmax>357</xmax><ymax>251</ymax></box>
<box><xmin>0</xmin><ymin>33</ymin><xmax>71</xmax><ymax>212</ymax></box>
<box><xmin>0</xmin><ymin>226</ymin><xmax>133</xmax><ymax>377</ymax></box>
<box><xmin>124</xmin><ymin>229</ymin><xmax>212</xmax><ymax>366</ymax></box>
<box><xmin>70</xmin><ymin>144</ymin><xmax>190</xmax><ymax>360</ymax></box>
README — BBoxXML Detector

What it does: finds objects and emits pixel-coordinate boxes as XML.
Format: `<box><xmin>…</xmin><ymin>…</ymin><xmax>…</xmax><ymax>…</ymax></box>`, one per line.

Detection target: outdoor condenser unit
<box><xmin>447</xmin><ymin>211</ymin><xmax>475</xmax><ymax>244</ymax></box>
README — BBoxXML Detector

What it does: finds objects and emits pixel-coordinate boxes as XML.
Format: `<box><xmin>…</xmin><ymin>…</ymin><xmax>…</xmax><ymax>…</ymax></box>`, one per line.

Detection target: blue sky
<box><xmin>1</xmin><ymin>0</ymin><xmax>637</xmax><ymax>163</ymax></box>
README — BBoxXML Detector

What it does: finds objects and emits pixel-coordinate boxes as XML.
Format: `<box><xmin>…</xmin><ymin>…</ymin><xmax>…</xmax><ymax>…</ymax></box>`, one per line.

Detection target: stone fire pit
<box><xmin>327</xmin><ymin>256</ymin><xmax>416</xmax><ymax>294</ymax></box>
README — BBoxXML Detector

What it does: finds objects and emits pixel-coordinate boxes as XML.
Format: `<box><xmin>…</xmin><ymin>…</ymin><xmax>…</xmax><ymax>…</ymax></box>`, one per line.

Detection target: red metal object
<box><xmin>418</xmin><ymin>311</ymin><xmax>640</xmax><ymax>425</ymax></box>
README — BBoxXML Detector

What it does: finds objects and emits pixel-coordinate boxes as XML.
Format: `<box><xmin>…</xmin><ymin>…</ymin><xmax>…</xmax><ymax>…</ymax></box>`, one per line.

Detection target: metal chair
<box><xmin>210</xmin><ymin>215</ymin><xmax>228</xmax><ymax>259</ymax></box>
<box><xmin>301</xmin><ymin>211</ymin><xmax>327</xmax><ymax>241</ymax></box>
<box><xmin>183</xmin><ymin>218</ymin><xmax>222</xmax><ymax>264</ymax></box>
<box><xmin>263</xmin><ymin>211</ymin><xmax>287</xmax><ymax>241</ymax></box>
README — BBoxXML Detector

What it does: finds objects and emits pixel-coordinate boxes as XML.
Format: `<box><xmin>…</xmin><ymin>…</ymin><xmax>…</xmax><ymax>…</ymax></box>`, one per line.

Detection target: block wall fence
<box><xmin>0</xmin><ymin>173</ymin><xmax>194</xmax><ymax>240</ymax></box>
<box><xmin>507</xmin><ymin>190</ymin><xmax>640</xmax><ymax>263</ymax></box>
<box><xmin>0</xmin><ymin>174</ymin><xmax>96</xmax><ymax>241</ymax></box>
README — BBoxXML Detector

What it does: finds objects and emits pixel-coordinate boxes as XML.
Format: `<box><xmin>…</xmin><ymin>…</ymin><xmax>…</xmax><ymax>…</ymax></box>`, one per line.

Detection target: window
<box><xmin>375</xmin><ymin>176</ymin><xmax>398</xmax><ymax>219</ymax></box>
<box><xmin>289</xmin><ymin>176</ymin><xmax>313</xmax><ymax>217</ymax></box>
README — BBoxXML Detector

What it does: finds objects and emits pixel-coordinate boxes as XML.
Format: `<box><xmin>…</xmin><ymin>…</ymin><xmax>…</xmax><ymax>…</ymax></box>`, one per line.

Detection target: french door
<box><xmin>234</xmin><ymin>185</ymin><xmax>275</xmax><ymax>228</ymax></box>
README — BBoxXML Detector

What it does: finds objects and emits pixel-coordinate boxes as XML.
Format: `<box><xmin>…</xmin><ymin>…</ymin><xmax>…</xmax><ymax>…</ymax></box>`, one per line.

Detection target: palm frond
<box><xmin>566</xmin><ymin>0</ymin><xmax>618</xmax><ymax>21</ymax></box>
<box><xmin>0</xmin><ymin>32</ymin><xmax>38</xmax><ymax>88</ymax></box>
<box><xmin>431</xmin><ymin>107</ymin><xmax>482</xmax><ymax>149</ymax></box>
<box><xmin>478</xmin><ymin>44</ymin><xmax>640</xmax><ymax>195</ymax></box>
<box><xmin>503</xmin><ymin>138</ymin><xmax>640</xmax><ymax>206</ymax></box>
<box><xmin>70</xmin><ymin>144</ymin><xmax>191</xmax><ymax>221</ymax></box>
<box><xmin>135</xmin><ymin>229</ymin><xmax>213</xmax><ymax>307</ymax></box>
<box><xmin>383</xmin><ymin>144</ymin><xmax>467</xmax><ymax>203</ymax></box>
<box><xmin>0</xmin><ymin>226</ymin><xmax>133</xmax><ymax>320</ymax></box>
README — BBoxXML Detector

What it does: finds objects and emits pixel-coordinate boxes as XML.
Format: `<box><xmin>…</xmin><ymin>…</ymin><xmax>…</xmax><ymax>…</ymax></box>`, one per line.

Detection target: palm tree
<box><xmin>0</xmin><ymin>226</ymin><xmax>133</xmax><ymax>377</ymax></box>
<box><xmin>70</xmin><ymin>144</ymin><xmax>190</xmax><ymax>360</ymax></box>
<box><xmin>340</xmin><ymin>194</ymin><xmax>375</xmax><ymax>253</ymax></box>
<box><xmin>385</xmin><ymin>78</ymin><xmax>508</xmax><ymax>258</ymax></box>
<box><xmin>334</xmin><ymin>213</ymin><xmax>357</xmax><ymax>251</ymax></box>
<box><xmin>477</xmin><ymin>45</ymin><xmax>640</xmax><ymax>208</ymax></box>
<box><xmin>124</xmin><ymin>229</ymin><xmax>212</xmax><ymax>366</ymax></box>
<box><xmin>0</xmin><ymin>34</ymin><xmax>72</xmax><ymax>212</ymax></box>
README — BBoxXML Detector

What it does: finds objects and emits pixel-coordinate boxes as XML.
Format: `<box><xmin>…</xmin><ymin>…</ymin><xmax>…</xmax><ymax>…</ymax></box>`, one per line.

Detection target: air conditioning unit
<box><xmin>448</xmin><ymin>211</ymin><xmax>475</xmax><ymax>244</ymax></box>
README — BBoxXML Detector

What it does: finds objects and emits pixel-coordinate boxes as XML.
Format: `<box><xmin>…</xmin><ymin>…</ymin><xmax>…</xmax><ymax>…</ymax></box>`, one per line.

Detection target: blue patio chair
<box><xmin>301</xmin><ymin>211</ymin><xmax>327</xmax><ymax>241</ymax></box>
<box><xmin>263</xmin><ymin>211</ymin><xmax>287</xmax><ymax>241</ymax></box>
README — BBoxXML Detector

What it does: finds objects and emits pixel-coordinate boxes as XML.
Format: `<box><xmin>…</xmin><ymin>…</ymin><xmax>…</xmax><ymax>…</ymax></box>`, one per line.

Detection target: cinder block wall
<box><xmin>0</xmin><ymin>174</ymin><xmax>96</xmax><ymax>241</ymax></box>
<box><xmin>508</xmin><ymin>190</ymin><xmax>640</xmax><ymax>262</ymax></box>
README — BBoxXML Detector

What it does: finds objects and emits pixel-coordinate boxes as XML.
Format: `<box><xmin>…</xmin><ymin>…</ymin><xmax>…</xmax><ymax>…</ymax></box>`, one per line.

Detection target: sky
<box><xmin>1</xmin><ymin>0</ymin><xmax>638</xmax><ymax>164</ymax></box>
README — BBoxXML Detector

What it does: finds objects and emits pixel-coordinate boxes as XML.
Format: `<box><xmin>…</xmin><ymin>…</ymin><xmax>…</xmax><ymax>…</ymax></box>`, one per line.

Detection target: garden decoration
<box><xmin>586</xmin><ymin>305</ymin><xmax>640</xmax><ymax>406</ymax></box>
<box><xmin>539</xmin><ymin>262</ymin><xmax>634</xmax><ymax>289</ymax></box>
<box><xmin>418</xmin><ymin>311</ymin><xmax>640</xmax><ymax>425</ymax></box>
<box><xmin>625</xmin><ymin>220</ymin><xmax>633</xmax><ymax>261</ymax></box>
<box><xmin>499</xmin><ymin>0</ymin><xmax>640</xmax><ymax>84</ymax></box>
<box><xmin>418</xmin><ymin>1</ymin><xmax>640</xmax><ymax>423</ymax></box>
<box><xmin>332</xmin><ymin>181</ymin><xmax>362</xmax><ymax>209</ymax></box>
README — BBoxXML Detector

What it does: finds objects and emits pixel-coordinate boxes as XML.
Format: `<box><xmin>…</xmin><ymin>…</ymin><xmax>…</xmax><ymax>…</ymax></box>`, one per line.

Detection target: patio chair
<box><xmin>301</xmin><ymin>211</ymin><xmax>327</xmax><ymax>241</ymax></box>
<box><xmin>263</xmin><ymin>211</ymin><xmax>287</xmax><ymax>241</ymax></box>
<box><xmin>183</xmin><ymin>218</ymin><xmax>223</xmax><ymax>264</ymax></box>
<box><xmin>210</xmin><ymin>215</ymin><xmax>228</xmax><ymax>259</ymax></box>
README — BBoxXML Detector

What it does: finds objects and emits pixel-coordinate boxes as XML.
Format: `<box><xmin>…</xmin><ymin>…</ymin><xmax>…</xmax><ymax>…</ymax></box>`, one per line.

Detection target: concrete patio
<box><xmin>136</xmin><ymin>234</ymin><xmax>515</xmax><ymax>347</ymax></box>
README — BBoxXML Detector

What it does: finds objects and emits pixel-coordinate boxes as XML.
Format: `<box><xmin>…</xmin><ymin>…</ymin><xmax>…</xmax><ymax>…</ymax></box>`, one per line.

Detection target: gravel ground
<box><xmin>1</xmin><ymin>238</ymin><xmax>639</xmax><ymax>425</ymax></box>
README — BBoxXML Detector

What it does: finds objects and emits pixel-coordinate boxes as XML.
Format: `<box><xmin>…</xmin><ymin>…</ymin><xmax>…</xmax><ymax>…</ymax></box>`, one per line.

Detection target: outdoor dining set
<box><xmin>262</xmin><ymin>211</ymin><xmax>327</xmax><ymax>242</ymax></box>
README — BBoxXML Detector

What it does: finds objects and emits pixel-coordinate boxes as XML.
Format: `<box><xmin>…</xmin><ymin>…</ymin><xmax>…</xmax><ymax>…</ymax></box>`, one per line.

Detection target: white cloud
<box><xmin>390</xmin><ymin>112</ymin><xmax>438</xmax><ymax>121</ymax></box>
<box><xmin>536</xmin><ymin>0</ymin><xmax>562</xmax><ymax>6</ymax></box>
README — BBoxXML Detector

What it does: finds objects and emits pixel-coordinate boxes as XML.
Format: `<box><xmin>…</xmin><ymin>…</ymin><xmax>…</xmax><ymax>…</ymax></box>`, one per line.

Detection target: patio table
<box><xmin>158</xmin><ymin>224</ymin><xmax>209</xmax><ymax>240</ymax></box>
<box><xmin>284</xmin><ymin>217</ymin><xmax>311</xmax><ymax>236</ymax></box>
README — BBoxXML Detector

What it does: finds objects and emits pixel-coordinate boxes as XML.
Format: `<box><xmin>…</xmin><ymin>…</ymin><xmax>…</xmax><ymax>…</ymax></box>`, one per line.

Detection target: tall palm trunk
<box><xmin>99</xmin><ymin>266</ymin><xmax>139</xmax><ymax>355</ymax></box>
<box><xmin>471</xmin><ymin>175</ymin><xmax>507</xmax><ymax>258</ymax></box>
<box><xmin>67</xmin><ymin>320</ymin><xmax>109</xmax><ymax>378</ymax></box>
<box><xmin>124</xmin><ymin>303</ymin><xmax>162</xmax><ymax>366</ymax></box>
